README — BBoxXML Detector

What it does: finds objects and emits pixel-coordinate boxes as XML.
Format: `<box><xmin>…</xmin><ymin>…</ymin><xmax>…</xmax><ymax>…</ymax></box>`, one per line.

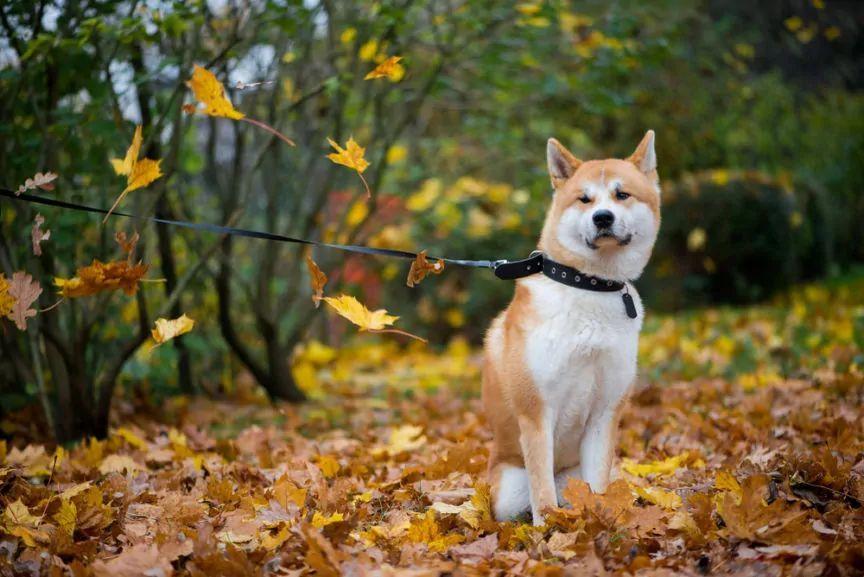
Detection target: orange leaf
<box><xmin>0</xmin><ymin>274</ymin><xmax>14</xmax><ymax>318</ymax></box>
<box><xmin>54</xmin><ymin>259</ymin><xmax>149</xmax><ymax>298</ymax></box>
<box><xmin>406</xmin><ymin>250</ymin><xmax>445</xmax><ymax>287</ymax></box>
<box><xmin>326</xmin><ymin>137</ymin><xmax>369</xmax><ymax>174</ymax></box>
<box><xmin>106</xmin><ymin>126</ymin><xmax>163</xmax><ymax>220</ymax></box>
<box><xmin>306</xmin><ymin>255</ymin><xmax>328</xmax><ymax>307</ymax></box>
<box><xmin>186</xmin><ymin>64</ymin><xmax>245</xmax><ymax>119</ymax></box>
<box><xmin>364</xmin><ymin>56</ymin><xmax>405</xmax><ymax>81</ymax></box>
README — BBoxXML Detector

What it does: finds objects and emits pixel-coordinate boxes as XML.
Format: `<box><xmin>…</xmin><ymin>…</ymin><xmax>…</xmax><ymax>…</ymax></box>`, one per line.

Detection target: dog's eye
<box><xmin>579</xmin><ymin>195</ymin><xmax>591</xmax><ymax>204</ymax></box>
<box><xmin>615</xmin><ymin>190</ymin><xmax>631</xmax><ymax>201</ymax></box>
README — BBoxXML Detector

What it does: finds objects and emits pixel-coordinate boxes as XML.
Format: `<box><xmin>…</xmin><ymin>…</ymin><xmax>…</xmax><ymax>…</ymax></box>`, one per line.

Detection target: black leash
<box><xmin>1</xmin><ymin>188</ymin><xmax>637</xmax><ymax>318</ymax></box>
<box><xmin>0</xmin><ymin>188</ymin><xmax>495</xmax><ymax>269</ymax></box>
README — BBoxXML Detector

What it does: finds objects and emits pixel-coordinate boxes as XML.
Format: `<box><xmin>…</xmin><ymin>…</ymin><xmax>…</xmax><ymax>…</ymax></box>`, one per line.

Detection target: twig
<box><xmin>240</xmin><ymin>117</ymin><xmax>296</xmax><ymax>147</ymax></box>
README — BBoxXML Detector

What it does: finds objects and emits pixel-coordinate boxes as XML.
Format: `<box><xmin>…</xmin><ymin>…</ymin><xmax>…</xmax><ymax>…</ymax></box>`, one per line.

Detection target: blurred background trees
<box><xmin>1</xmin><ymin>0</ymin><xmax>862</xmax><ymax>442</ymax></box>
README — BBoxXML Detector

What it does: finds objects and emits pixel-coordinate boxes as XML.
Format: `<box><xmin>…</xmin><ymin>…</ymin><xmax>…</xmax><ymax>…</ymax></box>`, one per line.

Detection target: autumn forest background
<box><xmin>1</xmin><ymin>1</ymin><xmax>863</xmax><ymax>575</ymax></box>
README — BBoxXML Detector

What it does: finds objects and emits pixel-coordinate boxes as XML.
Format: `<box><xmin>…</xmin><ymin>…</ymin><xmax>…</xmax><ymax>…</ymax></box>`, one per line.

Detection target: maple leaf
<box><xmin>30</xmin><ymin>214</ymin><xmax>50</xmax><ymax>256</ymax></box>
<box><xmin>311</xmin><ymin>511</ymin><xmax>344</xmax><ymax>529</ymax></box>
<box><xmin>186</xmin><ymin>64</ymin><xmax>245</xmax><ymax>120</ymax></box>
<box><xmin>106</xmin><ymin>125</ymin><xmax>163</xmax><ymax>220</ymax></box>
<box><xmin>621</xmin><ymin>452</ymin><xmax>697</xmax><ymax>478</ymax></box>
<box><xmin>715</xmin><ymin>470</ymin><xmax>743</xmax><ymax>505</ymax></box>
<box><xmin>16</xmin><ymin>171</ymin><xmax>58</xmax><ymax>196</ymax></box>
<box><xmin>0</xmin><ymin>274</ymin><xmax>14</xmax><ymax>318</ymax></box>
<box><xmin>406</xmin><ymin>250</ymin><xmax>445</xmax><ymax>287</ymax></box>
<box><xmin>406</xmin><ymin>510</ymin><xmax>464</xmax><ymax>552</ymax></box>
<box><xmin>2</xmin><ymin>499</ymin><xmax>49</xmax><ymax>547</ymax></box>
<box><xmin>632</xmin><ymin>484</ymin><xmax>682</xmax><ymax>510</ymax></box>
<box><xmin>306</xmin><ymin>255</ymin><xmax>327</xmax><ymax>307</ymax></box>
<box><xmin>372</xmin><ymin>424</ymin><xmax>427</xmax><ymax>457</ymax></box>
<box><xmin>55</xmin><ymin>259</ymin><xmax>149</xmax><ymax>298</ymax></box>
<box><xmin>327</xmin><ymin>137</ymin><xmax>371</xmax><ymax>197</ymax></box>
<box><xmin>151</xmin><ymin>314</ymin><xmax>195</xmax><ymax>346</ymax></box>
<box><xmin>321</xmin><ymin>294</ymin><xmax>425</xmax><ymax>342</ymax></box>
<box><xmin>91</xmin><ymin>543</ymin><xmax>174</xmax><ymax>577</ymax></box>
<box><xmin>364</xmin><ymin>56</ymin><xmax>405</xmax><ymax>81</ymax></box>
<box><xmin>98</xmin><ymin>454</ymin><xmax>142</xmax><ymax>474</ymax></box>
<box><xmin>272</xmin><ymin>475</ymin><xmax>307</xmax><ymax>509</ymax></box>
<box><xmin>7</xmin><ymin>271</ymin><xmax>42</xmax><ymax>331</ymax></box>
<box><xmin>53</xmin><ymin>499</ymin><xmax>77</xmax><ymax>537</ymax></box>
<box><xmin>316</xmin><ymin>455</ymin><xmax>340</xmax><ymax>478</ymax></box>
<box><xmin>301</xmin><ymin>524</ymin><xmax>342</xmax><ymax>577</ymax></box>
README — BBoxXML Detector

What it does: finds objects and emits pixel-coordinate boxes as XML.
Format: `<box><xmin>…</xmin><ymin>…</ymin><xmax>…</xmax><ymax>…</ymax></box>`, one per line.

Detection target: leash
<box><xmin>0</xmin><ymin>188</ymin><xmax>496</xmax><ymax>269</ymax></box>
<box><xmin>1</xmin><ymin>188</ymin><xmax>637</xmax><ymax>318</ymax></box>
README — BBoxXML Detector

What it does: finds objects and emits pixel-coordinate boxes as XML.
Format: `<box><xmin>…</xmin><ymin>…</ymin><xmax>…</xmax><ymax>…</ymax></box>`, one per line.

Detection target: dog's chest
<box><xmin>521</xmin><ymin>277</ymin><xmax>643</xmax><ymax>416</ymax></box>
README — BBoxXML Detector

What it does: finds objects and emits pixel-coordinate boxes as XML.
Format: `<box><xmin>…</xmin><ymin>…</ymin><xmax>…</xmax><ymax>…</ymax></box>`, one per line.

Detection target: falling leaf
<box><xmin>306</xmin><ymin>255</ymin><xmax>327</xmax><ymax>307</ymax></box>
<box><xmin>16</xmin><ymin>171</ymin><xmax>58</xmax><ymax>196</ymax></box>
<box><xmin>7</xmin><ymin>271</ymin><xmax>42</xmax><ymax>331</ymax></box>
<box><xmin>327</xmin><ymin>137</ymin><xmax>371</xmax><ymax>197</ymax></box>
<box><xmin>364</xmin><ymin>56</ymin><xmax>405</xmax><ymax>81</ymax></box>
<box><xmin>185</xmin><ymin>64</ymin><xmax>245</xmax><ymax>119</ymax></box>
<box><xmin>55</xmin><ymin>259</ymin><xmax>149</xmax><ymax>298</ymax></box>
<box><xmin>311</xmin><ymin>511</ymin><xmax>344</xmax><ymax>529</ymax></box>
<box><xmin>106</xmin><ymin>125</ymin><xmax>163</xmax><ymax>220</ymax></box>
<box><xmin>0</xmin><ymin>274</ymin><xmax>14</xmax><ymax>318</ymax></box>
<box><xmin>114</xmin><ymin>230</ymin><xmax>140</xmax><ymax>258</ymax></box>
<box><xmin>151</xmin><ymin>314</ymin><xmax>195</xmax><ymax>346</ymax></box>
<box><xmin>321</xmin><ymin>295</ymin><xmax>425</xmax><ymax>342</ymax></box>
<box><xmin>406</xmin><ymin>250</ymin><xmax>445</xmax><ymax>287</ymax></box>
<box><xmin>30</xmin><ymin>214</ymin><xmax>51</xmax><ymax>256</ymax></box>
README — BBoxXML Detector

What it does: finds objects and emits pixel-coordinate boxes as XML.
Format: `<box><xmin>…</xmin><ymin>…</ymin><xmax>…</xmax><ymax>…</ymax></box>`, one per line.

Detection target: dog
<box><xmin>482</xmin><ymin>131</ymin><xmax>661</xmax><ymax>525</ymax></box>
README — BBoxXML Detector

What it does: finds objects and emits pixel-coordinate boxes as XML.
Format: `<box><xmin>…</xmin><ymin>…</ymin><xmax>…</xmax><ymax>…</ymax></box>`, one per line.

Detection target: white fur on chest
<box><xmin>522</xmin><ymin>276</ymin><xmax>643</xmax><ymax>464</ymax></box>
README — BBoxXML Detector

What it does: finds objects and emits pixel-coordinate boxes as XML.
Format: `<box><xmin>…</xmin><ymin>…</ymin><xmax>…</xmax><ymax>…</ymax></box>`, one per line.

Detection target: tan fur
<box><xmin>483</xmin><ymin>132</ymin><xmax>661</xmax><ymax>524</ymax></box>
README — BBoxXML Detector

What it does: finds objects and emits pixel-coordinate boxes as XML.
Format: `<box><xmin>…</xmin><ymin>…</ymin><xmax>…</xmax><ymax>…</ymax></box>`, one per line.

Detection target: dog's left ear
<box><xmin>628</xmin><ymin>130</ymin><xmax>657</xmax><ymax>179</ymax></box>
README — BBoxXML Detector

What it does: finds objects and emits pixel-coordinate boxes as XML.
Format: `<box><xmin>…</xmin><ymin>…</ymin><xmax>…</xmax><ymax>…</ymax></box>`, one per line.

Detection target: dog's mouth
<box><xmin>587</xmin><ymin>231</ymin><xmax>632</xmax><ymax>250</ymax></box>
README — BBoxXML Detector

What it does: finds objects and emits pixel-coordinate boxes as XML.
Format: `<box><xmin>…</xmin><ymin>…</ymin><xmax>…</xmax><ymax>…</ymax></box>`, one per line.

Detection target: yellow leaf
<box><xmin>151</xmin><ymin>314</ymin><xmax>195</xmax><ymax>346</ymax></box>
<box><xmin>326</xmin><ymin>137</ymin><xmax>369</xmax><ymax>174</ymax></box>
<box><xmin>114</xmin><ymin>427</ymin><xmax>148</xmax><ymax>450</ymax></box>
<box><xmin>273</xmin><ymin>476</ymin><xmax>307</xmax><ymax>509</ymax></box>
<box><xmin>340</xmin><ymin>27</ymin><xmax>357</xmax><ymax>45</ymax></box>
<box><xmin>358</xmin><ymin>39</ymin><xmax>379</xmax><ymax>61</ymax></box>
<box><xmin>321</xmin><ymin>295</ymin><xmax>398</xmax><ymax>332</ymax></box>
<box><xmin>316</xmin><ymin>455</ymin><xmax>340</xmax><ymax>478</ymax></box>
<box><xmin>715</xmin><ymin>470</ymin><xmax>743</xmax><ymax>505</ymax></box>
<box><xmin>53</xmin><ymin>499</ymin><xmax>77</xmax><ymax>537</ymax></box>
<box><xmin>311</xmin><ymin>511</ymin><xmax>344</xmax><ymax>529</ymax></box>
<box><xmin>260</xmin><ymin>523</ymin><xmax>292</xmax><ymax>550</ymax></box>
<box><xmin>107</xmin><ymin>125</ymin><xmax>163</xmax><ymax>218</ymax></box>
<box><xmin>374</xmin><ymin>424</ymin><xmax>426</xmax><ymax>457</ymax></box>
<box><xmin>0</xmin><ymin>274</ymin><xmax>14</xmax><ymax>318</ymax></box>
<box><xmin>364</xmin><ymin>56</ymin><xmax>405</xmax><ymax>81</ymax></box>
<box><xmin>632</xmin><ymin>485</ymin><xmax>682</xmax><ymax>510</ymax></box>
<box><xmin>98</xmin><ymin>454</ymin><xmax>141</xmax><ymax>475</ymax></box>
<box><xmin>621</xmin><ymin>452</ymin><xmax>693</xmax><ymax>477</ymax></box>
<box><xmin>3</xmin><ymin>499</ymin><xmax>38</xmax><ymax>528</ymax></box>
<box><xmin>186</xmin><ymin>64</ymin><xmax>245</xmax><ymax>119</ymax></box>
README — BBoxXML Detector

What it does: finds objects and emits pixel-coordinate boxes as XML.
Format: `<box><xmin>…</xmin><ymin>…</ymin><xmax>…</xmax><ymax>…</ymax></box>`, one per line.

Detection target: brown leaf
<box><xmin>91</xmin><ymin>543</ymin><xmax>174</xmax><ymax>577</ymax></box>
<box><xmin>114</xmin><ymin>231</ymin><xmax>140</xmax><ymax>257</ymax></box>
<box><xmin>16</xmin><ymin>171</ymin><xmax>58</xmax><ymax>195</ymax></box>
<box><xmin>406</xmin><ymin>250</ymin><xmax>445</xmax><ymax>288</ymax></box>
<box><xmin>31</xmin><ymin>214</ymin><xmax>51</xmax><ymax>256</ymax></box>
<box><xmin>301</xmin><ymin>524</ymin><xmax>342</xmax><ymax>577</ymax></box>
<box><xmin>7</xmin><ymin>271</ymin><xmax>42</xmax><ymax>330</ymax></box>
<box><xmin>306</xmin><ymin>255</ymin><xmax>328</xmax><ymax>307</ymax></box>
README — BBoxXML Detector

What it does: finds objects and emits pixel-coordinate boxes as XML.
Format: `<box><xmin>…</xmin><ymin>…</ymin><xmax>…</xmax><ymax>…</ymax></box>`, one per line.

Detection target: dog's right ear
<box><xmin>547</xmin><ymin>138</ymin><xmax>582</xmax><ymax>189</ymax></box>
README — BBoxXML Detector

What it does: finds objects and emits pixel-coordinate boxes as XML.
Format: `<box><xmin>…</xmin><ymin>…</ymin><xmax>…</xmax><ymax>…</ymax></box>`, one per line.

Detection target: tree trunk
<box><xmin>264</xmin><ymin>338</ymin><xmax>306</xmax><ymax>403</ymax></box>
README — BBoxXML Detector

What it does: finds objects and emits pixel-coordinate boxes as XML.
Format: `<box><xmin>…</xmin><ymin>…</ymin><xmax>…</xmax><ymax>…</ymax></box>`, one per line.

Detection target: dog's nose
<box><xmin>593</xmin><ymin>210</ymin><xmax>615</xmax><ymax>229</ymax></box>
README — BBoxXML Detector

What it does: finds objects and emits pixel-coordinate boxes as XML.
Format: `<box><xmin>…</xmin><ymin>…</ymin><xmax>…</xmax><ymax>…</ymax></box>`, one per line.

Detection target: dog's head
<box><xmin>538</xmin><ymin>131</ymin><xmax>661</xmax><ymax>281</ymax></box>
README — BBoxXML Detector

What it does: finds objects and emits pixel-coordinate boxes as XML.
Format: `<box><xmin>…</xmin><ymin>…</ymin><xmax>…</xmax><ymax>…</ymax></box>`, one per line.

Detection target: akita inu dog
<box><xmin>482</xmin><ymin>131</ymin><xmax>661</xmax><ymax>525</ymax></box>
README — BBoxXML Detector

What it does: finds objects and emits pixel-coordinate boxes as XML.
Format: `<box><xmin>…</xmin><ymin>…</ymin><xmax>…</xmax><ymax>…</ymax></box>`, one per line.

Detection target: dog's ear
<box><xmin>628</xmin><ymin>130</ymin><xmax>657</xmax><ymax>178</ymax></box>
<box><xmin>547</xmin><ymin>138</ymin><xmax>581</xmax><ymax>189</ymax></box>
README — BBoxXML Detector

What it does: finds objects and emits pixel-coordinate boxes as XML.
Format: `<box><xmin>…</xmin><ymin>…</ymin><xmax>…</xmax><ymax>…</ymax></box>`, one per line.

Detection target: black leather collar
<box><xmin>493</xmin><ymin>252</ymin><xmax>638</xmax><ymax>318</ymax></box>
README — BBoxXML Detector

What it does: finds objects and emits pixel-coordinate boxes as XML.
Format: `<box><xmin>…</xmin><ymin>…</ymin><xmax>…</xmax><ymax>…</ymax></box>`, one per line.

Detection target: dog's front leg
<box><xmin>579</xmin><ymin>404</ymin><xmax>620</xmax><ymax>492</ymax></box>
<box><xmin>518</xmin><ymin>416</ymin><xmax>556</xmax><ymax>526</ymax></box>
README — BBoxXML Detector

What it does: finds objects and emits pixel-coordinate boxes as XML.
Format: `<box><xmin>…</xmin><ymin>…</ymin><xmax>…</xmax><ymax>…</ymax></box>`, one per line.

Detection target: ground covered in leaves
<box><xmin>1</xmin><ymin>279</ymin><xmax>863</xmax><ymax>576</ymax></box>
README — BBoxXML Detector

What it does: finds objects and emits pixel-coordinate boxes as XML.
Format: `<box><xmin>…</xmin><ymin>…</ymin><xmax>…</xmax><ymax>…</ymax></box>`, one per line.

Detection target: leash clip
<box><xmin>491</xmin><ymin>259</ymin><xmax>509</xmax><ymax>270</ymax></box>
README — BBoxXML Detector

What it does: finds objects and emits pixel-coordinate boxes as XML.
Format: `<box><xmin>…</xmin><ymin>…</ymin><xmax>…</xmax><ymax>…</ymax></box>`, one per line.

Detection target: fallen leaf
<box><xmin>98</xmin><ymin>454</ymin><xmax>141</xmax><ymax>475</ymax></box>
<box><xmin>306</xmin><ymin>255</ymin><xmax>327</xmax><ymax>307</ymax></box>
<box><xmin>715</xmin><ymin>469</ymin><xmax>743</xmax><ymax>505</ymax></box>
<box><xmin>632</xmin><ymin>485</ymin><xmax>682</xmax><ymax>510</ymax></box>
<box><xmin>151</xmin><ymin>314</ymin><xmax>195</xmax><ymax>346</ymax></box>
<box><xmin>186</xmin><ymin>64</ymin><xmax>245</xmax><ymax>119</ymax></box>
<box><xmin>53</xmin><ymin>499</ymin><xmax>77</xmax><ymax>537</ymax></box>
<box><xmin>406</xmin><ymin>250</ymin><xmax>445</xmax><ymax>287</ymax></box>
<box><xmin>91</xmin><ymin>543</ymin><xmax>174</xmax><ymax>577</ymax></box>
<box><xmin>31</xmin><ymin>214</ymin><xmax>50</xmax><ymax>256</ymax></box>
<box><xmin>364</xmin><ymin>56</ymin><xmax>405</xmax><ymax>81</ymax></box>
<box><xmin>622</xmin><ymin>452</ymin><xmax>695</xmax><ymax>477</ymax></box>
<box><xmin>16</xmin><ymin>171</ymin><xmax>58</xmax><ymax>195</ymax></box>
<box><xmin>311</xmin><ymin>511</ymin><xmax>344</xmax><ymax>529</ymax></box>
<box><xmin>7</xmin><ymin>271</ymin><xmax>42</xmax><ymax>331</ymax></box>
